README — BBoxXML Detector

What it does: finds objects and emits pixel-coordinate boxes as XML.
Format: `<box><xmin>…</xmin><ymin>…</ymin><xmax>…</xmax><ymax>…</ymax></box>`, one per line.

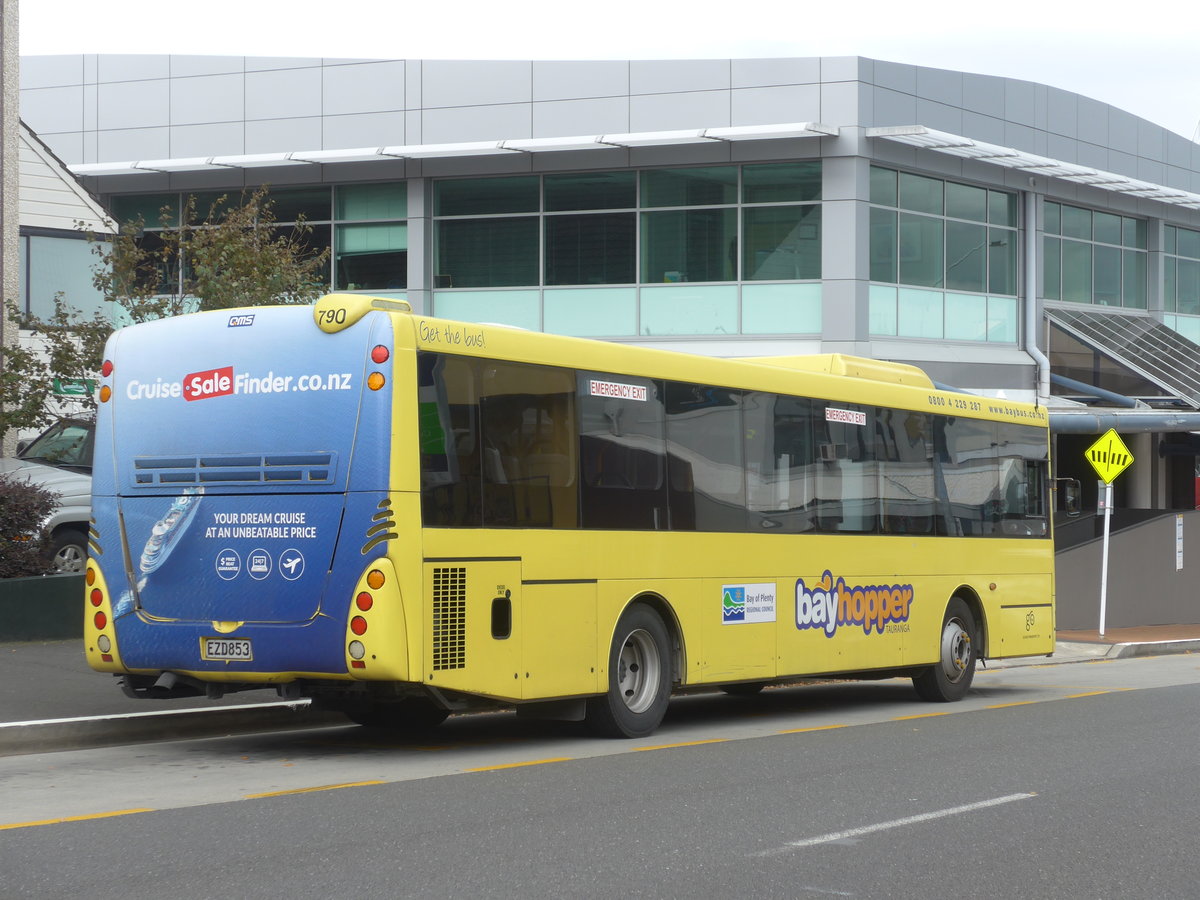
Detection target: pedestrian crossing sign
<box><xmin>1085</xmin><ymin>429</ymin><xmax>1134</xmax><ymax>484</ymax></box>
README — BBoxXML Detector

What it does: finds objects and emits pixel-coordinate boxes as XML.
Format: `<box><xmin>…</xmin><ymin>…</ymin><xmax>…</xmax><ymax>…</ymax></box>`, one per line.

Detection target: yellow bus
<box><xmin>86</xmin><ymin>293</ymin><xmax>1055</xmax><ymax>737</ymax></box>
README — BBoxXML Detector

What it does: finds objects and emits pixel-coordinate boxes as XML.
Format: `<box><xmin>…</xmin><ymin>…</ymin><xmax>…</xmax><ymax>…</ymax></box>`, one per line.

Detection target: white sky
<box><xmin>18</xmin><ymin>0</ymin><xmax>1200</xmax><ymax>141</ymax></box>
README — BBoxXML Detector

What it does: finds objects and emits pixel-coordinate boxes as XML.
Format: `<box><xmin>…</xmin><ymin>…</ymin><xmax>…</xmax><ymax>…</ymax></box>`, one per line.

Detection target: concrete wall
<box><xmin>1056</xmin><ymin>511</ymin><xmax>1200</xmax><ymax>630</ymax></box>
<box><xmin>1</xmin><ymin>0</ymin><xmax>19</xmax><ymax>455</ymax></box>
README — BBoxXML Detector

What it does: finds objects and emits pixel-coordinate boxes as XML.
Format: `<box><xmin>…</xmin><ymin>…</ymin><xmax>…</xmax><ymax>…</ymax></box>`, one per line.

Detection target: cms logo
<box><xmin>228</xmin><ymin>314</ymin><xmax>255</xmax><ymax>327</ymax></box>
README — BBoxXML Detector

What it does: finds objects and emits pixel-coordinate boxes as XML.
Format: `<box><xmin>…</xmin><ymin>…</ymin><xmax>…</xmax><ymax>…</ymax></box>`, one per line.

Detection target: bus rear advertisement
<box><xmin>85</xmin><ymin>294</ymin><xmax>1054</xmax><ymax>737</ymax></box>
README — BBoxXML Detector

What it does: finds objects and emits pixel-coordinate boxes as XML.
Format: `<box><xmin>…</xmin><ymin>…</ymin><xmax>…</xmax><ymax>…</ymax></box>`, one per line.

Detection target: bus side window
<box><xmin>481</xmin><ymin>362</ymin><xmax>579</xmax><ymax>529</ymax></box>
<box><xmin>936</xmin><ymin>417</ymin><xmax>1004</xmax><ymax>537</ymax></box>
<box><xmin>746</xmin><ymin>392</ymin><xmax>816</xmax><ymax>533</ymax></box>
<box><xmin>815</xmin><ymin>403</ymin><xmax>876</xmax><ymax>533</ymax></box>
<box><xmin>665</xmin><ymin>383</ymin><xmax>746</xmax><ymax>532</ymax></box>
<box><xmin>578</xmin><ymin>373</ymin><xmax>668</xmax><ymax>530</ymax></box>
<box><xmin>996</xmin><ymin>424</ymin><xmax>1050</xmax><ymax>537</ymax></box>
<box><xmin>877</xmin><ymin>410</ymin><xmax>934</xmax><ymax>535</ymax></box>
<box><xmin>418</xmin><ymin>352</ymin><xmax>483</xmax><ymax>527</ymax></box>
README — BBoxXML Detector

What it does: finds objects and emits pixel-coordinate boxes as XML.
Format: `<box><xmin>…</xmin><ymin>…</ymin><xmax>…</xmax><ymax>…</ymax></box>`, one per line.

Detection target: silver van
<box><xmin>0</xmin><ymin>418</ymin><xmax>93</xmax><ymax>573</ymax></box>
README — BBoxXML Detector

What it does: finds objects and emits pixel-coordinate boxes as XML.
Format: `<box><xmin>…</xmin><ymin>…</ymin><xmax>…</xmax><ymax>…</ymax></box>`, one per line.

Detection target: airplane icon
<box><xmin>280</xmin><ymin>550</ymin><xmax>305</xmax><ymax>580</ymax></box>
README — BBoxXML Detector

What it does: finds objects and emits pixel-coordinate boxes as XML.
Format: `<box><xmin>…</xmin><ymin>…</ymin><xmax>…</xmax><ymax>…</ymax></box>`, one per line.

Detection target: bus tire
<box><xmin>913</xmin><ymin>597</ymin><xmax>977</xmax><ymax>702</ymax></box>
<box><xmin>587</xmin><ymin>604</ymin><xmax>672</xmax><ymax>738</ymax></box>
<box><xmin>343</xmin><ymin>697</ymin><xmax>449</xmax><ymax>732</ymax></box>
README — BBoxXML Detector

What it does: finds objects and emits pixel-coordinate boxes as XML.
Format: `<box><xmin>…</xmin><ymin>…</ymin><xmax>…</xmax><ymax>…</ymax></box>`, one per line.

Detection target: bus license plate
<box><xmin>202</xmin><ymin>637</ymin><xmax>253</xmax><ymax>661</ymax></box>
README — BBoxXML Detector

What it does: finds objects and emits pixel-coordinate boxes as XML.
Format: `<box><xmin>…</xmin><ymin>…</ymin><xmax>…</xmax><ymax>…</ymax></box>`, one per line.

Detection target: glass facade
<box><xmin>19</xmin><ymin>233</ymin><xmax>107</xmax><ymax>319</ymax></box>
<box><xmin>431</xmin><ymin>162</ymin><xmax>821</xmax><ymax>337</ymax></box>
<box><xmin>97</xmin><ymin>163</ymin><xmax>1199</xmax><ymax>359</ymax></box>
<box><xmin>1164</xmin><ymin>225</ymin><xmax>1200</xmax><ymax>342</ymax></box>
<box><xmin>868</xmin><ymin>167</ymin><xmax>1018</xmax><ymax>343</ymax></box>
<box><xmin>1043</xmin><ymin>201</ymin><xmax>1146</xmax><ymax>308</ymax></box>
<box><xmin>110</xmin><ymin>183</ymin><xmax>408</xmax><ymax>297</ymax></box>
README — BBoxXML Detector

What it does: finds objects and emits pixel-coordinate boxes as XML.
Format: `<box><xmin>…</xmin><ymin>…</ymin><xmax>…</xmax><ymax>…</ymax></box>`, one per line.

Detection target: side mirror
<box><xmin>1056</xmin><ymin>478</ymin><xmax>1081</xmax><ymax>517</ymax></box>
<box><xmin>15</xmin><ymin>440</ymin><xmax>29</xmax><ymax>456</ymax></box>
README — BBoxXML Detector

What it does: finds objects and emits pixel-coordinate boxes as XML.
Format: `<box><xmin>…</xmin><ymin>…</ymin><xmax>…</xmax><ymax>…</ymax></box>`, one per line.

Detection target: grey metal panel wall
<box><xmin>1055</xmin><ymin>512</ymin><xmax>1200</xmax><ymax>630</ymax></box>
<box><xmin>18</xmin><ymin>53</ymin><xmax>1200</xmax><ymax>198</ymax></box>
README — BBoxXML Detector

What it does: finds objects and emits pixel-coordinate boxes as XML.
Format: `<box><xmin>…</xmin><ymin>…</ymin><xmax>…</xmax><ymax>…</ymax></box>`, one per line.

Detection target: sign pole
<box><xmin>1084</xmin><ymin>429</ymin><xmax>1133</xmax><ymax>639</ymax></box>
<box><xmin>1098</xmin><ymin>481</ymin><xmax>1113</xmax><ymax>638</ymax></box>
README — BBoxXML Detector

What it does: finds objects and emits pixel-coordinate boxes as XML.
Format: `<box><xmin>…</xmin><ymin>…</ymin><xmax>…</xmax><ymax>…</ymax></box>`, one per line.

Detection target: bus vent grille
<box><xmin>131</xmin><ymin>453</ymin><xmax>336</xmax><ymax>486</ymax></box>
<box><xmin>432</xmin><ymin>567</ymin><xmax>467</xmax><ymax>671</ymax></box>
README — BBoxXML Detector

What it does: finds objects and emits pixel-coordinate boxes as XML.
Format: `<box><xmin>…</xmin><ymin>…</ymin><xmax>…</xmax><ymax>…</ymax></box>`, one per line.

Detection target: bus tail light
<box><xmin>100</xmin><ymin>359</ymin><xmax>114</xmax><ymax>402</ymax></box>
<box><xmin>84</xmin><ymin>562</ymin><xmax>125</xmax><ymax>671</ymax></box>
<box><xmin>343</xmin><ymin>560</ymin><xmax>408</xmax><ymax>680</ymax></box>
<box><xmin>367</xmin><ymin>372</ymin><xmax>386</xmax><ymax>391</ymax></box>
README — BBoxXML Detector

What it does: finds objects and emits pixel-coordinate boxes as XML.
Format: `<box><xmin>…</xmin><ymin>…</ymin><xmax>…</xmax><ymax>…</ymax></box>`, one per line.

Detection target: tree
<box><xmin>0</xmin><ymin>186</ymin><xmax>330</xmax><ymax>442</ymax></box>
<box><xmin>0</xmin><ymin>295</ymin><xmax>111</xmax><ymax>438</ymax></box>
<box><xmin>0</xmin><ymin>472</ymin><xmax>58</xmax><ymax>577</ymax></box>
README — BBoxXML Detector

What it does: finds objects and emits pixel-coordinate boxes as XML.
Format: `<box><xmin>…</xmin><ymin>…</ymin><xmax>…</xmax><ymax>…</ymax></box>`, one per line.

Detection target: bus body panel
<box><xmin>90</xmin><ymin>305</ymin><xmax>397</xmax><ymax>679</ymax></box>
<box><xmin>112</xmin><ymin>492</ymin><xmax>345</xmax><ymax>622</ymax></box>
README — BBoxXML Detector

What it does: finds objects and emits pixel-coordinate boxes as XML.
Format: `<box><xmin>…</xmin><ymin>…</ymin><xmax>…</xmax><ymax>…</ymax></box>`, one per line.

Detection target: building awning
<box><xmin>1047</xmin><ymin>306</ymin><xmax>1200</xmax><ymax>409</ymax></box>
<box><xmin>68</xmin><ymin>122</ymin><xmax>838</xmax><ymax>177</ymax></box>
<box><xmin>867</xmin><ymin>126</ymin><xmax>1200</xmax><ymax>212</ymax></box>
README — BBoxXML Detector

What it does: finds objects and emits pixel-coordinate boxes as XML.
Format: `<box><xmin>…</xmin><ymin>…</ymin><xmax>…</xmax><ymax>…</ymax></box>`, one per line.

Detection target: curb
<box><xmin>992</xmin><ymin>639</ymin><xmax>1200</xmax><ymax>668</ymax></box>
<box><xmin>1104</xmin><ymin>638</ymin><xmax>1200</xmax><ymax>659</ymax></box>
<box><xmin>0</xmin><ymin>700</ymin><xmax>348</xmax><ymax>758</ymax></box>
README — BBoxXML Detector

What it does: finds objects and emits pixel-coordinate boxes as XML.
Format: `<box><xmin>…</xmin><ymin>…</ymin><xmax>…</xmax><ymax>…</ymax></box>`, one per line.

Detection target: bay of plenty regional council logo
<box><xmin>723</xmin><ymin>586</ymin><xmax>747</xmax><ymax>622</ymax></box>
<box><xmin>722</xmin><ymin>583</ymin><xmax>777</xmax><ymax>625</ymax></box>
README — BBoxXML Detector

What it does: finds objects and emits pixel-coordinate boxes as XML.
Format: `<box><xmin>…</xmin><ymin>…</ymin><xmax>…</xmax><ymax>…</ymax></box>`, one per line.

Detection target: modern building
<box><xmin>3</xmin><ymin>119</ymin><xmax>113</xmax><ymax>443</ymax></box>
<box><xmin>17</xmin><ymin>55</ymin><xmax>1200</xmax><ymax>535</ymax></box>
<box><xmin>15</xmin><ymin>119</ymin><xmax>113</xmax><ymax>319</ymax></box>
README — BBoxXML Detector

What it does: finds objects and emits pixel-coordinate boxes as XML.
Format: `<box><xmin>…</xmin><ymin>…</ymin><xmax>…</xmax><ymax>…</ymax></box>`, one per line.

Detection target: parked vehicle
<box><xmin>0</xmin><ymin>418</ymin><xmax>93</xmax><ymax>573</ymax></box>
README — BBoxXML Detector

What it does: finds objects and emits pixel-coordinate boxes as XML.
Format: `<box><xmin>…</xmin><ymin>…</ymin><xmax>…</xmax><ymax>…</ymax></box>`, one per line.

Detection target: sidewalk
<box><xmin>1</xmin><ymin>627</ymin><xmax>1197</xmax><ymax>755</ymax></box>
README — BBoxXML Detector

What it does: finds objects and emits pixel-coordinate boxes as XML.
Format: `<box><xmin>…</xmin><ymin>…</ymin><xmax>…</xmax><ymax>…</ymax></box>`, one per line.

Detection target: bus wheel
<box><xmin>913</xmin><ymin>598</ymin><xmax>977</xmax><ymax>702</ymax></box>
<box><xmin>587</xmin><ymin>604</ymin><xmax>672</xmax><ymax>738</ymax></box>
<box><xmin>344</xmin><ymin>697</ymin><xmax>449</xmax><ymax>732</ymax></box>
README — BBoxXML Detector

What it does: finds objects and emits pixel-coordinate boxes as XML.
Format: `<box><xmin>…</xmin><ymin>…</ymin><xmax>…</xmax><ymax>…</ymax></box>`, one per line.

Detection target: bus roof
<box><xmin>312</xmin><ymin>294</ymin><xmax>1047</xmax><ymax>428</ymax></box>
<box><xmin>739</xmin><ymin>354</ymin><xmax>934</xmax><ymax>388</ymax></box>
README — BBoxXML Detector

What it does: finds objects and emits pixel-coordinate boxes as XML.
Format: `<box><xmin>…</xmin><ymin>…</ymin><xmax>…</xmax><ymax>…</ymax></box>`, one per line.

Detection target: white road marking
<box><xmin>757</xmin><ymin>792</ymin><xmax>1036</xmax><ymax>856</ymax></box>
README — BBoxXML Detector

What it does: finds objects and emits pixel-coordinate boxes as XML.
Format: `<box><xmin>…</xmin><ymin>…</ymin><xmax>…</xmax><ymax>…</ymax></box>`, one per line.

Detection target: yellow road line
<box><xmin>245</xmin><ymin>780</ymin><xmax>385</xmax><ymax>799</ymax></box>
<box><xmin>1</xmin><ymin>808</ymin><xmax>155</xmax><ymax>831</ymax></box>
<box><xmin>467</xmin><ymin>757</ymin><xmax>571</xmax><ymax>772</ymax></box>
<box><xmin>893</xmin><ymin>712</ymin><xmax>950</xmax><ymax>720</ymax></box>
<box><xmin>986</xmin><ymin>701</ymin><xmax>1040</xmax><ymax>709</ymax></box>
<box><xmin>1064</xmin><ymin>690</ymin><xmax>1113</xmax><ymax>699</ymax></box>
<box><xmin>634</xmin><ymin>738</ymin><xmax>727</xmax><ymax>751</ymax></box>
<box><xmin>778</xmin><ymin>723</ymin><xmax>849</xmax><ymax>735</ymax></box>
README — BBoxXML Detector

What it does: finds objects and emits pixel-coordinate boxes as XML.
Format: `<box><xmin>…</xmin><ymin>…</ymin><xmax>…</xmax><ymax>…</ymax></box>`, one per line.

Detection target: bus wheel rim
<box><xmin>617</xmin><ymin>628</ymin><xmax>660</xmax><ymax>714</ymax></box>
<box><xmin>939</xmin><ymin>618</ymin><xmax>971</xmax><ymax>683</ymax></box>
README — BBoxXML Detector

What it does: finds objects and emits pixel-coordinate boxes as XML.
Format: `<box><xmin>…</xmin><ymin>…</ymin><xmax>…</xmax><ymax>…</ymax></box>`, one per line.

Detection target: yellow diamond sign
<box><xmin>1085</xmin><ymin>429</ymin><xmax>1134</xmax><ymax>484</ymax></box>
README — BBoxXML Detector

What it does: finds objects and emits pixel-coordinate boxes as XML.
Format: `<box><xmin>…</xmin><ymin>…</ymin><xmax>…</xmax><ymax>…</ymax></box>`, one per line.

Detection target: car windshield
<box><xmin>19</xmin><ymin>421</ymin><xmax>94</xmax><ymax>470</ymax></box>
